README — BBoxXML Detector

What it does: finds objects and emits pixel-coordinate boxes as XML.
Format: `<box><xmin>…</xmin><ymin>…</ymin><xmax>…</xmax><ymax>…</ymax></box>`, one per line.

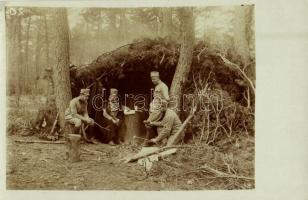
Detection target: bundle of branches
<box><xmin>182</xmin><ymin>69</ymin><xmax>254</xmax><ymax>147</ymax></box>
<box><xmin>188</xmin><ymin>41</ymin><xmax>255</xmax><ymax>106</ymax></box>
<box><xmin>181</xmin><ymin>41</ymin><xmax>255</xmax><ymax>146</ymax></box>
<box><xmin>69</xmin><ymin>38</ymin><xmax>255</xmax><ymax>145</ymax></box>
<box><xmin>70</xmin><ymin>37</ymin><xmax>180</xmax><ymax>97</ymax></box>
<box><xmin>70</xmin><ymin>38</ymin><xmax>254</xmax><ymax>103</ymax></box>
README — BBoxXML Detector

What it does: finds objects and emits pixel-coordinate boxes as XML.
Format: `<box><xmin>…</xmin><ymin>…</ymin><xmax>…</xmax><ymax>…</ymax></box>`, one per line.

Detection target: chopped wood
<box><xmin>67</xmin><ymin>134</ymin><xmax>81</xmax><ymax>162</ymax></box>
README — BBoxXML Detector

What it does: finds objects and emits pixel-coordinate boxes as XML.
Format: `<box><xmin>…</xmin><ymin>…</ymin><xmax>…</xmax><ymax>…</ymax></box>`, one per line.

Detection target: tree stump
<box><xmin>66</xmin><ymin>134</ymin><xmax>81</xmax><ymax>162</ymax></box>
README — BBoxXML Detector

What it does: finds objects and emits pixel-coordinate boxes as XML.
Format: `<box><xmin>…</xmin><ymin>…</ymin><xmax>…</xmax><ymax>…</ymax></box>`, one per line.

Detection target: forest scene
<box><xmin>6</xmin><ymin>5</ymin><xmax>255</xmax><ymax>190</ymax></box>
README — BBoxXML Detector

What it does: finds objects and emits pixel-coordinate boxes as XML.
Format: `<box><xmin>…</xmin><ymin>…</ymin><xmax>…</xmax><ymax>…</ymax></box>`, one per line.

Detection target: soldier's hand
<box><xmin>112</xmin><ymin>118</ymin><xmax>120</xmax><ymax>125</ymax></box>
<box><xmin>89</xmin><ymin>118</ymin><xmax>94</xmax><ymax>126</ymax></box>
<box><xmin>85</xmin><ymin>117</ymin><xmax>93</xmax><ymax>126</ymax></box>
<box><xmin>148</xmin><ymin>122</ymin><xmax>155</xmax><ymax>127</ymax></box>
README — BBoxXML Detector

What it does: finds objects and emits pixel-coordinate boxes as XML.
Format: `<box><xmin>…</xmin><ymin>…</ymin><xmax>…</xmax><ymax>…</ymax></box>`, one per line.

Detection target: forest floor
<box><xmin>6</xmin><ymin>95</ymin><xmax>255</xmax><ymax>190</ymax></box>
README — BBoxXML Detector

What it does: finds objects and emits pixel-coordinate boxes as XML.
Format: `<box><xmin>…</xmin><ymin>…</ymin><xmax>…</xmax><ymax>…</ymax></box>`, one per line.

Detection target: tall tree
<box><xmin>16</xmin><ymin>15</ymin><xmax>23</xmax><ymax>99</ymax></box>
<box><xmin>170</xmin><ymin>7</ymin><xmax>195</xmax><ymax>113</ymax></box>
<box><xmin>51</xmin><ymin>8</ymin><xmax>72</xmax><ymax>128</ymax></box>
<box><xmin>43</xmin><ymin>14</ymin><xmax>50</xmax><ymax>68</ymax></box>
<box><xmin>106</xmin><ymin>9</ymin><xmax>118</xmax><ymax>49</ymax></box>
<box><xmin>233</xmin><ymin>5</ymin><xmax>253</xmax><ymax>64</ymax></box>
<box><xmin>35</xmin><ymin>16</ymin><xmax>42</xmax><ymax>92</ymax></box>
<box><xmin>119</xmin><ymin>8</ymin><xmax>128</xmax><ymax>45</ymax></box>
<box><xmin>159</xmin><ymin>7</ymin><xmax>173</xmax><ymax>38</ymax></box>
<box><xmin>246</xmin><ymin>5</ymin><xmax>255</xmax><ymax>60</ymax></box>
<box><xmin>5</xmin><ymin>12</ymin><xmax>17</xmax><ymax>95</ymax></box>
<box><xmin>24</xmin><ymin>16</ymin><xmax>32</xmax><ymax>92</ymax></box>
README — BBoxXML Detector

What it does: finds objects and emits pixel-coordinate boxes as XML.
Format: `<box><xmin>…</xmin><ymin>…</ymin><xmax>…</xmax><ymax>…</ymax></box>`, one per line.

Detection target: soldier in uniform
<box><xmin>99</xmin><ymin>88</ymin><xmax>123</xmax><ymax>145</ymax></box>
<box><xmin>144</xmin><ymin>71</ymin><xmax>170</xmax><ymax>142</ymax></box>
<box><xmin>65</xmin><ymin>89</ymin><xmax>94</xmax><ymax>137</ymax></box>
<box><xmin>148</xmin><ymin>103</ymin><xmax>183</xmax><ymax>146</ymax></box>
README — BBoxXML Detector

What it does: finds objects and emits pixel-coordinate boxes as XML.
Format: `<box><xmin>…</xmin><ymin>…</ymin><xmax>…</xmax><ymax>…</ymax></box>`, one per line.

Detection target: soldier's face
<box><xmin>81</xmin><ymin>94</ymin><xmax>89</xmax><ymax>101</ymax></box>
<box><xmin>151</xmin><ymin>76</ymin><xmax>159</xmax><ymax>85</ymax></box>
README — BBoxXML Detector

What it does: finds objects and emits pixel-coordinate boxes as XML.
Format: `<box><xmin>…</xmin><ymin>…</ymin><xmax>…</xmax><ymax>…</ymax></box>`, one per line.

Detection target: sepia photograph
<box><xmin>5</xmin><ymin>4</ymin><xmax>255</xmax><ymax>190</ymax></box>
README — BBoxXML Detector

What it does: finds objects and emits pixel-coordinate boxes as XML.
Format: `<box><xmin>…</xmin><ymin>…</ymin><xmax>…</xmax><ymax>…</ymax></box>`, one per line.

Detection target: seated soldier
<box><xmin>148</xmin><ymin>103</ymin><xmax>183</xmax><ymax>146</ymax></box>
<box><xmin>98</xmin><ymin>88</ymin><xmax>123</xmax><ymax>145</ymax></box>
<box><xmin>65</xmin><ymin>89</ymin><xmax>94</xmax><ymax>139</ymax></box>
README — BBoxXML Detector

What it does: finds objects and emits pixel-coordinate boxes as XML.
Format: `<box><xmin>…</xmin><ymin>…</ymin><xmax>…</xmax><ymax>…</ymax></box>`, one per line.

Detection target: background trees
<box><xmin>5</xmin><ymin>5</ymin><xmax>255</xmax><ymax>98</ymax></box>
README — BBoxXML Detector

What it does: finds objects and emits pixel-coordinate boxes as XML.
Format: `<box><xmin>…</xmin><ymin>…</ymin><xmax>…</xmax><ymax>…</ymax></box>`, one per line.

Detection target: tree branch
<box><xmin>217</xmin><ymin>54</ymin><xmax>255</xmax><ymax>95</ymax></box>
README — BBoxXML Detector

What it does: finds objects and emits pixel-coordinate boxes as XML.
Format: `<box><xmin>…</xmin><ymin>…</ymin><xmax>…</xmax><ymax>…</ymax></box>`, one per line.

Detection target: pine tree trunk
<box><xmin>119</xmin><ymin>8</ymin><xmax>128</xmax><ymax>45</ymax></box>
<box><xmin>161</xmin><ymin>7</ymin><xmax>173</xmax><ymax>38</ymax></box>
<box><xmin>246</xmin><ymin>5</ymin><xmax>255</xmax><ymax>60</ymax></box>
<box><xmin>108</xmin><ymin>11</ymin><xmax>118</xmax><ymax>48</ymax></box>
<box><xmin>97</xmin><ymin>10</ymin><xmax>102</xmax><ymax>52</ymax></box>
<box><xmin>44</xmin><ymin>15</ymin><xmax>50</xmax><ymax>69</ymax></box>
<box><xmin>16</xmin><ymin>16</ymin><xmax>23</xmax><ymax>100</ymax></box>
<box><xmin>24</xmin><ymin>16</ymin><xmax>32</xmax><ymax>93</ymax></box>
<box><xmin>6</xmin><ymin>14</ymin><xmax>17</xmax><ymax>95</ymax></box>
<box><xmin>169</xmin><ymin>8</ymin><xmax>195</xmax><ymax>113</ymax></box>
<box><xmin>233</xmin><ymin>5</ymin><xmax>252</xmax><ymax>64</ymax></box>
<box><xmin>35</xmin><ymin>17</ymin><xmax>42</xmax><ymax>93</ymax></box>
<box><xmin>51</xmin><ymin>8</ymin><xmax>72</xmax><ymax>128</ymax></box>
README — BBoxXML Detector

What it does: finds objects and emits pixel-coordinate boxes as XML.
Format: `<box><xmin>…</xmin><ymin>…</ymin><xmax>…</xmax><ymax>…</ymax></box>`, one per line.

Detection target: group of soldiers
<box><xmin>65</xmin><ymin>71</ymin><xmax>183</xmax><ymax>147</ymax></box>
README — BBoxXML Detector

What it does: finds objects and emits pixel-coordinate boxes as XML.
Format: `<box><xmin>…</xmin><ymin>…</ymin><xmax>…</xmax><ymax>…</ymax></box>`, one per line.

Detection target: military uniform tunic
<box><xmin>147</xmin><ymin>80</ymin><xmax>169</xmax><ymax>122</ymax></box>
<box><xmin>151</xmin><ymin>108</ymin><xmax>182</xmax><ymax>144</ymax></box>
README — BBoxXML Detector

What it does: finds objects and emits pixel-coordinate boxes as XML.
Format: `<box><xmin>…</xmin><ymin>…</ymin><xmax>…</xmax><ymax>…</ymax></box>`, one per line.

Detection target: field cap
<box><xmin>150</xmin><ymin>71</ymin><xmax>159</xmax><ymax>77</ymax></box>
<box><xmin>80</xmin><ymin>88</ymin><xmax>90</xmax><ymax>96</ymax></box>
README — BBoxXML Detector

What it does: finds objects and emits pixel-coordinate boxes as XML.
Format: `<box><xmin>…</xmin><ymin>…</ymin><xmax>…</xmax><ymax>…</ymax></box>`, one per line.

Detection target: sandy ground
<box><xmin>6</xmin><ymin>95</ymin><xmax>254</xmax><ymax>190</ymax></box>
<box><xmin>6</xmin><ymin>134</ymin><xmax>254</xmax><ymax>190</ymax></box>
<box><xmin>6</xmin><ymin>134</ymin><xmax>169</xmax><ymax>190</ymax></box>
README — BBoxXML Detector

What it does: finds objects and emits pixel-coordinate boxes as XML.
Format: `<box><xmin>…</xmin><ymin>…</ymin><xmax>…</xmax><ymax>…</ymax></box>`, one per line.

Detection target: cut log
<box><xmin>66</xmin><ymin>134</ymin><xmax>81</xmax><ymax>162</ymax></box>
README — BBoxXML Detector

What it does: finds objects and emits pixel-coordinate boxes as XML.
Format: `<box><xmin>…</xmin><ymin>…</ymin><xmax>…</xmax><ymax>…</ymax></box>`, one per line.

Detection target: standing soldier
<box><xmin>144</xmin><ymin>71</ymin><xmax>169</xmax><ymax>143</ymax></box>
<box><xmin>65</xmin><ymin>88</ymin><xmax>94</xmax><ymax>138</ymax></box>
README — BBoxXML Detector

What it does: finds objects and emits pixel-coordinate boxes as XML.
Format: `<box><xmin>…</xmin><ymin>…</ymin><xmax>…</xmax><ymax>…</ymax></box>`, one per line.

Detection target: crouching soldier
<box><xmin>65</xmin><ymin>89</ymin><xmax>94</xmax><ymax>140</ymax></box>
<box><xmin>148</xmin><ymin>103</ymin><xmax>183</xmax><ymax>146</ymax></box>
